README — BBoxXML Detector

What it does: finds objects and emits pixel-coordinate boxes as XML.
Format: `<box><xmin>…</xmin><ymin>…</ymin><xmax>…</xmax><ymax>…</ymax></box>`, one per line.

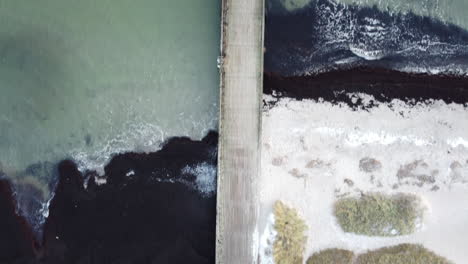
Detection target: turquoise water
<box><xmin>0</xmin><ymin>0</ymin><xmax>220</xmax><ymax>174</ymax></box>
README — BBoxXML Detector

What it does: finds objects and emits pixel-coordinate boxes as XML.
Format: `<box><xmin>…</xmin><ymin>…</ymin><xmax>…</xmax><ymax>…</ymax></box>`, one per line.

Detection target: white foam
<box><xmin>349</xmin><ymin>46</ymin><xmax>387</xmax><ymax>60</ymax></box>
<box><xmin>182</xmin><ymin>162</ymin><xmax>217</xmax><ymax>197</ymax></box>
<box><xmin>71</xmin><ymin>112</ymin><xmax>218</xmax><ymax>175</ymax></box>
<box><xmin>94</xmin><ymin>176</ymin><xmax>107</xmax><ymax>186</ymax></box>
<box><xmin>39</xmin><ymin>192</ymin><xmax>54</xmax><ymax>222</ymax></box>
<box><xmin>258</xmin><ymin>213</ymin><xmax>277</xmax><ymax>264</ymax></box>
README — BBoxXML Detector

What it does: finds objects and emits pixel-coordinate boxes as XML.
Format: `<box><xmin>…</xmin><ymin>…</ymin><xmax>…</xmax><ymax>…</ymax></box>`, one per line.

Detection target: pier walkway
<box><xmin>216</xmin><ymin>0</ymin><xmax>264</xmax><ymax>263</ymax></box>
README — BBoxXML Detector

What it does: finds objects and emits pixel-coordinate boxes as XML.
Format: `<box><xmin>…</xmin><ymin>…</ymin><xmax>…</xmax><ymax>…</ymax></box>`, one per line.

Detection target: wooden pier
<box><xmin>216</xmin><ymin>0</ymin><xmax>264</xmax><ymax>263</ymax></box>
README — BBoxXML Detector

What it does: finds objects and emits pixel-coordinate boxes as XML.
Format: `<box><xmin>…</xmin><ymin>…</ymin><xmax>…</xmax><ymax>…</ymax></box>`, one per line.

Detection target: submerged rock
<box><xmin>13</xmin><ymin>177</ymin><xmax>48</xmax><ymax>238</ymax></box>
<box><xmin>0</xmin><ymin>131</ymin><xmax>218</xmax><ymax>264</ymax></box>
<box><xmin>0</xmin><ymin>179</ymin><xmax>37</xmax><ymax>262</ymax></box>
<box><xmin>23</xmin><ymin>161</ymin><xmax>56</xmax><ymax>184</ymax></box>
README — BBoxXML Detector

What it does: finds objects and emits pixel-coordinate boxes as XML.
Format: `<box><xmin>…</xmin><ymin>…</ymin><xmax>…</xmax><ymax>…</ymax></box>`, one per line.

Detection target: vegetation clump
<box><xmin>334</xmin><ymin>193</ymin><xmax>424</xmax><ymax>236</ymax></box>
<box><xmin>355</xmin><ymin>244</ymin><xmax>452</xmax><ymax>264</ymax></box>
<box><xmin>359</xmin><ymin>157</ymin><xmax>382</xmax><ymax>173</ymax></box>
<box><xmin>306</xmin><ymin>248</ymin><xmax>355</xmax><ymax>264</ymax></box>
<box><xmin>305</xmin><ymin>244</ymin><xmax>451</xmax><ymax>264</ymax></box>
<box><xmin>273</xmin><ymin>200</ymin><xmax>308</xmax><ymax>264</ymax></box>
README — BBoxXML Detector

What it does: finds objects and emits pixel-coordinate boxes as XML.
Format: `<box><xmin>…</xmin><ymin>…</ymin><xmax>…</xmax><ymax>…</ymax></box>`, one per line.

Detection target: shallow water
<box><xmin>336</xmin><ymin>0</ymin><xmax>468</xmax><ymax>29</ymax></box>
<box><xmin>0</xmin><ymin>0</ymin><xmax>220</xmax><ymax>174</ymax></box>
<box><xmin>271</xmin><ymin>0</ymin><xmax>468</xmax><ymax>29</ymax></box>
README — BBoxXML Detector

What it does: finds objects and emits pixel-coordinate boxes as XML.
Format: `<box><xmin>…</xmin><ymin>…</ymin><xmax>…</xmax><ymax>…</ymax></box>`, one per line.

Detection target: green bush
<box><xmin>356</xmin><ymin>244</ymin><xmax>452</xmax><ymax>264</ymax></box>
<box><xmin>273</xmin><ymin>201</ymin><xmax>308</xmax><ymax>264</ymax></box>
<box><xmin>334</xmin><ymin>193</ymin><xmax>424</xmax><ymax>236</ymax></box>
<box><xmin>306</xmin><ymin>248</ymin><xmax>354</xmax><ymax>264</ymax></box>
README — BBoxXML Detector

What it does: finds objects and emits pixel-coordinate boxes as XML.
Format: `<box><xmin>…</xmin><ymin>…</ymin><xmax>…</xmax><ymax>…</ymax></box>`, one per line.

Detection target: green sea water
<box><xmin>0</xmin><ymin>0</ymin><xmax>220</xmax><ymax>174</ymax></box>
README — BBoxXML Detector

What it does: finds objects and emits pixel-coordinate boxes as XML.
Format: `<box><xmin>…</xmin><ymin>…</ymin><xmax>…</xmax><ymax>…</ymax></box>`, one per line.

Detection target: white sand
<box><xmin>259</xmin><ymin>95</ymin><xmax>468</xmax><ymax>263</ymax></box>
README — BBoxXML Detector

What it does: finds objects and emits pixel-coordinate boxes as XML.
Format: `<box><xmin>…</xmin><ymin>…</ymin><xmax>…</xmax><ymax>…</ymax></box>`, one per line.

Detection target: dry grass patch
<box><xmin>273</xmin><ymin>200</ymin><xmax>308</xmax><ymax>264</ymax></box>
<box><xmin>305</xmin><ymin>244</ymin><xmax>451</xmax><ymax>264</ymax></box>
<box><xmin>356</xmin><ymin>244</ymin><xmax>452</xmax><ymax>264</ymax></box>
<box><xmin>306</xmin><ymin>248</ymin><xmax>354</xmax><ymax>264</ymax></box>
<box><xmin>334</xmin><ymin>193</ymin><xmax>424</xmax><ymax>236</ymax></box>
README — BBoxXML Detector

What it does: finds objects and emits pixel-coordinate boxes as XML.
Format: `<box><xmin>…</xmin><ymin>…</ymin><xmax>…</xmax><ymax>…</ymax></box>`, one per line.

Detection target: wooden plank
<box><xmin>216</xmin><ymin>0</ymin><xmax>264</xmax><ymax>263</ymax></box>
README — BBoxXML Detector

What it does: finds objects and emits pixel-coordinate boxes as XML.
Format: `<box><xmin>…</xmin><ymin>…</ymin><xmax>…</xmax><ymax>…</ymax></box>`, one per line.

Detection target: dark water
<box><xmin>1</xmin><ymin>132</ymin><xmax>218</xmax><ymax>264</ymax></box>
<box><xmin>265</xmin><ymin>0</ymin><xmax>468</xmax><ymax>76</ymax></box>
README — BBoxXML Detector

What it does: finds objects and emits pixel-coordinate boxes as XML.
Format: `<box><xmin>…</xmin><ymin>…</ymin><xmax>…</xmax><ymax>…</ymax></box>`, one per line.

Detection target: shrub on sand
<box><xmin>356</xmin><ymin>244</ymin><xmax>452</xmax><ymax>264</ymax></box>
<box><xmin>273</xmin><ymin>200</ymin><xmax>308</xmax><ymax>264</ymax></box>
<box><xmin>306</xmin><ymin>248</ymin><xmax>354</xmax><ymax>264</ymax></box>
<box><xmin>334</xmin><ymin>193</ymin><xmax>424</xmax><ymax>236</ymax></box>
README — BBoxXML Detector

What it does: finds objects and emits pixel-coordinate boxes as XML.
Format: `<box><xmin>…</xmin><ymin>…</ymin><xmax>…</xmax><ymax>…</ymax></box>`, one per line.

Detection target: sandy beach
<box><xmin>259</xmin><ymin>95</ymin><xmax>468</xmax><ymax>263</ymax></box>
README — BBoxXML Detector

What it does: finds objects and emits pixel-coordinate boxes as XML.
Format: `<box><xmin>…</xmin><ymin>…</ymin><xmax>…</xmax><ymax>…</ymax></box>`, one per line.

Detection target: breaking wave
<box><xmin>265</xmin><ymin>0</ymin><xmax>468</xmax><ymax>75</ymax></box>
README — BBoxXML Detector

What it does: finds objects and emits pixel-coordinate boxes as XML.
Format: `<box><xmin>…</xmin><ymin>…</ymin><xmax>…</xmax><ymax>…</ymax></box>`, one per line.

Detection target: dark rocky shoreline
<box><xmin>264</xmin><ymin>67</ymin><xmax>468</xmax><ymax>107</ymax></box>
<box><xmin>0</xmin><ymin>131</ymin><xmax>218</xmax><ymax>264</ymax></box>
